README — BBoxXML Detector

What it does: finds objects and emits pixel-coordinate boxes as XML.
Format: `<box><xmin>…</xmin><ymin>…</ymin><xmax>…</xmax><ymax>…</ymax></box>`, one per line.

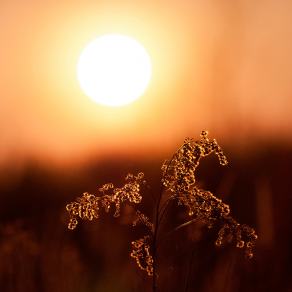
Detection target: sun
<box><xmin>77</xmin><ymin>34</ymin><xmax>152</xmax><ymax>107</ymax></box>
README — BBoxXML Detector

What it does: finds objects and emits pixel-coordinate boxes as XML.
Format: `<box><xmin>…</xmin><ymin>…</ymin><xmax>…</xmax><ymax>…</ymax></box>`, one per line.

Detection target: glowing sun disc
<box><xmin>77</xmin><ymin>34</ymin><xmax>152</xmax><ymax>107</ymax></box>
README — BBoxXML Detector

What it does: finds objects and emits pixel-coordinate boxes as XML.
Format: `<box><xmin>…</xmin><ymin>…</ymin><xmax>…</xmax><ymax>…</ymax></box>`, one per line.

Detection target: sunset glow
<box><xmin>1</xmin><ymin>0</ymin><xmax>292</xmax><ymax>166</ymax></box>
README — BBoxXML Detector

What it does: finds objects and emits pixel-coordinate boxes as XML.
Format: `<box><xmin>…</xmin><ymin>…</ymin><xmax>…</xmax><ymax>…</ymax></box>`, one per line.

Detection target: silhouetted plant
<box><xmin>66</xmin><ymin>131</ymin><xmax>257</xmax><ymax>291</ymax></box>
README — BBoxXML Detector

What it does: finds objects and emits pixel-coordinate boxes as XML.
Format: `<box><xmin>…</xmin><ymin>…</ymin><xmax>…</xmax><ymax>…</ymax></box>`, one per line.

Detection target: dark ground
<box><xmin>0</xmin><ymin>145</ymin><xmax>291</xmax><ymax>292</ymax></box>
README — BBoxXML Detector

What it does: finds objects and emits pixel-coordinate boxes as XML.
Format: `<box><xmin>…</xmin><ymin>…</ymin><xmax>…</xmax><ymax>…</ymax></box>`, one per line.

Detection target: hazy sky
<box><xmin>1</xmin><ymin>0</ymin><xmax>292</xmax><ymax>168</ymax></box>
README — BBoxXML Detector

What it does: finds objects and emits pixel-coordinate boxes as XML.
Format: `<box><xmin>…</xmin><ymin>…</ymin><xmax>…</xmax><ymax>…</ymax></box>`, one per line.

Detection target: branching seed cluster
<box><xmin>66</xmin><ymin>131</ymin><xmax>258</xmax><ymax>277</ymax></box>
<box><xmin>132</xmin><ymin>210</ymin><xmax>154</xmax><ymax>232</ymax></box>
<box><xmin>66</xmin><ymin>172</ymin><xmax>145</xmax><ymax>230</ymax></box>
<box><xmin>216</xmin><ymin>219</ymin><xmax>258</xmax><ymax>259</ymax></box>
<box><xmin>162</xmin><ymin>131</ymin><xmax>257</xmax><ymax>258</ymax></box>
<box><xmin>162</xmin><ymin>130</ymin><xmax>228</xmax><ymax>194</ymax></box>
<box><xmin>130</xmin><ymin>236</ymin><xmax>154</xmax><ymax>276</ymax></box>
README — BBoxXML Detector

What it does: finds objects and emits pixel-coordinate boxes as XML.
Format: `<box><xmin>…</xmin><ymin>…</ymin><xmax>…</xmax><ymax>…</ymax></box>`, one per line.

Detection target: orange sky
<box><xmin>1</xmin><ymin>0</ymin><xmax>292</xmax><ymax>168</ymax></box>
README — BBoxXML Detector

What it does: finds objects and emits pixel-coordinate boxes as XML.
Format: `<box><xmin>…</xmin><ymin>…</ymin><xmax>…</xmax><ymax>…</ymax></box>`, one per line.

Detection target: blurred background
<box><xmin>0</xmin><ymin>0</ymin><xmax>291</xmax><ymax>291</ymax></box>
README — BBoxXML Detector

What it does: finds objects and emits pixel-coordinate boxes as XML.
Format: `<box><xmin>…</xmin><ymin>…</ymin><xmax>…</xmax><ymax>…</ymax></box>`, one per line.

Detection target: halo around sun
<box><xmin>77</xmin><ymin>34</ymin><xmax>152</xmax><ymax>107</ymax></box>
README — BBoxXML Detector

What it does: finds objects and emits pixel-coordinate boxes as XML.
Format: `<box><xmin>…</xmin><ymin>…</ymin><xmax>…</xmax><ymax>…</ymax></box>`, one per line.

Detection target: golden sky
<box><xmin>1</xmin><ymin>0</ymin><xmax>292</xmax><ymax>168</ymax></box>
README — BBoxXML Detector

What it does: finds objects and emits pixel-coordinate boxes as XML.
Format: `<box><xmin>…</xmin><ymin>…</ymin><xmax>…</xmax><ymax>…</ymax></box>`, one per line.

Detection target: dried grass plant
<box><xmin>66</xmin><ymin>131</ymin><xmax>257</xmax><ymax>291</ymax></box>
